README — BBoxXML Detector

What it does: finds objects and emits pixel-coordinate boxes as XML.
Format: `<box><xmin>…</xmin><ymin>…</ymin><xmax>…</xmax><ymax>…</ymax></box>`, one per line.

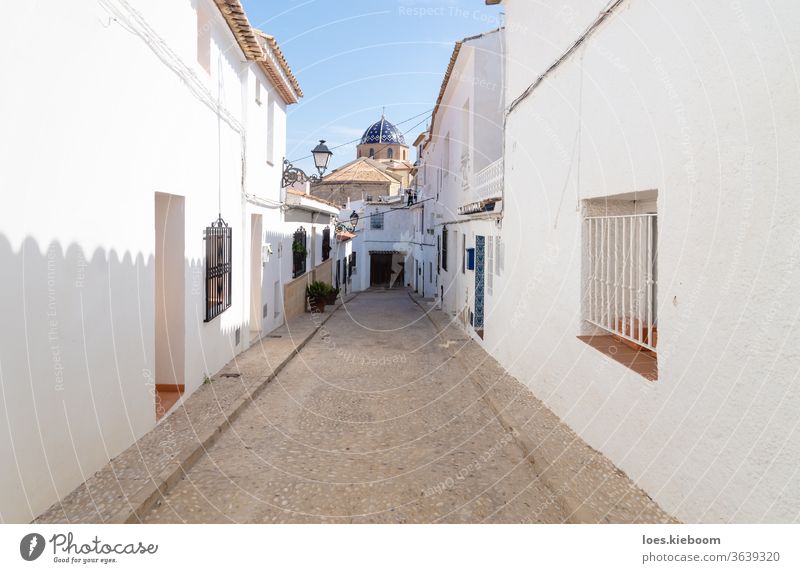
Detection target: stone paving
<box><xmin>142</xmin><ymin>290</ymin><xmax>675</xmax><ymax>523</ymax></box>
<box><xmin>35</xmin><ymin>297</ymin><xmax>348</xmax><ymax>523</ymax></box>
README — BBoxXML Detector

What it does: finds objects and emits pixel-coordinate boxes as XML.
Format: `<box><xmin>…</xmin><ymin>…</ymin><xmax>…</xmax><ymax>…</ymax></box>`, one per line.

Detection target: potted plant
<box><xmin>306</xmin><ymin>280</ymin><xmax>329</xmax><ymax>313</ymax></box>
<box><xmin>324</xmin><ymin>285</ymin><xmax>339</xmax><ymax>305</ymax></box>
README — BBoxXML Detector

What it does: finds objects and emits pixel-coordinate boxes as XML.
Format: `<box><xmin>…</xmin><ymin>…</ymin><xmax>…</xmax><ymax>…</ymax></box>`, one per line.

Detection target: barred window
<box><xmin>322</xmin><ymin>226</ymin><xmax>331</xmax><ymax>261</ymax></box>
<box><xmin>204</xmin><ymin>219</ymin><xmax>232</xmax><ymax>322</ymax></box>
<box><xmin>371</xmin><ymin>211</ymin><xmax>384</xmax><ymax>230</ymax></box>
<box><xmin>584</xmin><ymin>213</ymin><xmax>658</xmax><ymax>352</ymax></box>
<box><xmin>292</xmin><ymin>227</ymin><xmax>307</xmax><ymax>278</ymax></box>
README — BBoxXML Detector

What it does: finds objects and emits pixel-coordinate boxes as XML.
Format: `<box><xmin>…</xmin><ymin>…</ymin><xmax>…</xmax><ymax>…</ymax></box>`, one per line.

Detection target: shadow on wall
<box><xmin>0</xmin><ymin>233</ymin><xmax>244</xmax><ymax>523</ymax></box>
<box><xmin>264</xmin><ymin>227</ymin><xmax>298</xmax><ymax>320</ymax></box>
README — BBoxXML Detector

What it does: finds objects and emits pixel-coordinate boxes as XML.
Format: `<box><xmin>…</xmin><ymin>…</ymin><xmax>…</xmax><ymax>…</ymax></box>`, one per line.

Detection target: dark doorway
<box><xmin>370</xmin><ymin>252</ymin><xmax>405</xmax><ymax>288</ymax></box>
<box><xmin>370</xmin><ymin>253</ymin><xmax>392</xmax><ymax>287</ymax></box>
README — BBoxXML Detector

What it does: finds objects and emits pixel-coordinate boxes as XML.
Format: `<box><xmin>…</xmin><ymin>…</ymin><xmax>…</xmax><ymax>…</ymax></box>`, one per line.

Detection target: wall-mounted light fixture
<box><xmin>335</xmin><ymin>210</ymin><xmax>360</xmax><ymax>233</ymax></box>
<box><xmin>282</xmin><ymin>140</ymin><xmax>333</xmax><ymax>187</ymax></box>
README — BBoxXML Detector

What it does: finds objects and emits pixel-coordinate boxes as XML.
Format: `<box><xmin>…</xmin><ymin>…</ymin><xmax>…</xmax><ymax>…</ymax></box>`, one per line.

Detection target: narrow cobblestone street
<box><xmin>141</xmin><ymin>290</ymin><xmax>670</xmax><ymax>523</ymax></box>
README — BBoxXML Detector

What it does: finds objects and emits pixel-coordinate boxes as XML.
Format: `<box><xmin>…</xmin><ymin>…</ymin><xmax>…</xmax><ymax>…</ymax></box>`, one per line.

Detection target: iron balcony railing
<box><xmin>584</xmin><ymin>213</ymin><xmax>658</xmax><ymax>352</ymax></box>
<box><xmin>473</xmin><ymin>158</ymin><xmax>503</xmax><ymax>202</ymax></box>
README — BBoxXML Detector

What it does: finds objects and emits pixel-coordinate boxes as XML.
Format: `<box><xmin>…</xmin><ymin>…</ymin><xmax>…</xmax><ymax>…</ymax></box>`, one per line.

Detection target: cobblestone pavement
<box><xmin>143</xmin><ymin>289</ymin><xmax>672</xmax><ymax>523</ymax></box>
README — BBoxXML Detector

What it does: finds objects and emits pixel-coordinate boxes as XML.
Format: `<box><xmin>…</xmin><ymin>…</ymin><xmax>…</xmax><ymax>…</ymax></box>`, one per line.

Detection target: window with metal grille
<box><xmin>292</xmin><ymin>227</ymin><xmax>307</xmax><ymax>278</ymax></box>
<box><xmin>204</xmin><ymin>218</ymin><xmax>232</xmax><ymax>322</ymax></box>
<box><xmin>371</xmin><ymin>211</ymin><xmax>384</xmax><ymax>230</ymax></box>
<box><xmin>441</xmin><ymin>226</ymin><xmax>448</xmax><ymax>271</ymax></box>
<box><xmin>321</xmin><ymin>226</ymin><xmax>331</xmax><ymax>261</ymax></box>
<box><xmin>584</xmin><ymin>213</ymin><xmax>658</xmax><ymax>351</ymax></box>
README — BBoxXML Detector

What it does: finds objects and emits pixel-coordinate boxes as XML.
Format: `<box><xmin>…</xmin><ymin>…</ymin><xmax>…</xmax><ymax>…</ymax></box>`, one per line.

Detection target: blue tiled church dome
<box><xmin>360</xmin><ymin>116</ymin><xmax>406</xmax><ymax>145</ymax></box>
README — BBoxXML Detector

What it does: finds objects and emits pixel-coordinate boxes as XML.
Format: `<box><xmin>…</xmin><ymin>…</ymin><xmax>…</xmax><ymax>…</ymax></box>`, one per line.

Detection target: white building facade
<box><xmin>484</xmin><ymin>0</ymin><xmax>800</xmax><ymax>522</ymax></box>
<box><xmin>342</xmin><ymin>196</ymin><xmax>417</xmax><ymax>293</ymax></box>
<box><xmin>0</xmin><ymin>0</ymin><xmax>304</xmax><ymax>522</ymax></box>
<box><xmin>417</xmin><ymin>29</ymin><xmax>505</xmax><ymax>335</ymax></box>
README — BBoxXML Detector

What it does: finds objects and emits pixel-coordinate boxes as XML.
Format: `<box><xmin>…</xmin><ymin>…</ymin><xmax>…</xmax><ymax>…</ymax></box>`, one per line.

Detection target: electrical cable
<box><xmin>334</xmin><ymin>197</ymin><xmax>435</xmax><ymax>226</ymax></box>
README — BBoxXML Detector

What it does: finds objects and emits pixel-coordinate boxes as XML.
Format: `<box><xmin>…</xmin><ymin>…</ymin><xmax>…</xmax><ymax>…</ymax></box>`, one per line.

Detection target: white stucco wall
<box><xmin>495</xmin><ymin>0</ymin><xmax>800</xmax><ymax>522</ymax></box>
<box><xmin>419</xmin><ymin>30</ymin><xmax>504</xmax><ymax>336</ymax></box>
<box><xmin>243</xmin><ymin>60</ymin><xmax>290</xmax><ymax>338</ymax></box>
<box><xmin>345</xmin><ymin>200</ymin><xmax>418</xmax><ymax>292</ymax></box>
<box><xmin>0</xmin><ymin>0</ymin><xmax>294</xmax><ymax>522</ymax></box>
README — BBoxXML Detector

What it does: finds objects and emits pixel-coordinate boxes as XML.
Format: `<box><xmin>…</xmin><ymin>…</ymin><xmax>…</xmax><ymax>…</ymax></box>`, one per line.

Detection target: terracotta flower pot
<box><xmin>308</xmin><ymin>297</ymin><xmax>326</xmax><ymax>313</ymax></box>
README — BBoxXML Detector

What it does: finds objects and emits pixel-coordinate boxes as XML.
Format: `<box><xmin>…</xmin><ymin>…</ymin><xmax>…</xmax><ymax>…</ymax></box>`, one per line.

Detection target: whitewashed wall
<box><xmin>0</xmin><ymin>0</ymin><xmax>292</xmax><ymax>522</ymax></box>
<box><xmin>345</xmin><ymin>201</ymin><xmax>417</xmax><ymax>292</ymax></box>
<box><xmin>244</xmin><ymin>60</ymin><xmax>289</xmax><ymax>338</ymax></box>
<box><xmin>497</xmin><ymin>0</ymin><xmax>800</xmax><ymax>522</ymax></box>
<box><xmin>421</xmin><ymin>30</ymin><xmax>504</xmax><ymax>335</ymax></box>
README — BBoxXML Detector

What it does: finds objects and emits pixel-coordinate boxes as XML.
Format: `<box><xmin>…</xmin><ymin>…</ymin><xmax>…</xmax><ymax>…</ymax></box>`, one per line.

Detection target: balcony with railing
<box><xmin>473</xmin><ymin>158</ymin><xmax>503</xmax><ymax>202</ymax></box>
<box><xmin>457</xmin><ymin>157</ymin><xmax>503</xmax><ymax>216</ymax></box>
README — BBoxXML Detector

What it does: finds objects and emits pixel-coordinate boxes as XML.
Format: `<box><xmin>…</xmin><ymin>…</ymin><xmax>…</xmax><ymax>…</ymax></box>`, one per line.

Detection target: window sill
<box><xmin>577</xmin><ymin>334</ymin><xmax>658</xmax><ymax>381</ymax></box>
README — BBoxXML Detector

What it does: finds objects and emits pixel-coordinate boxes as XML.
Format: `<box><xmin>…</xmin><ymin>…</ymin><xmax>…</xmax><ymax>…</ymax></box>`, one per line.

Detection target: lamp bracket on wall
<box><xmin>281</xmin><ymin>159</ymin><xmax>320</xmax><ymax>188</ymax></box>
<box><xmin>335</xmin><ymin>210</ymin><xmax>360</xmax><ymax>233</ymax></box>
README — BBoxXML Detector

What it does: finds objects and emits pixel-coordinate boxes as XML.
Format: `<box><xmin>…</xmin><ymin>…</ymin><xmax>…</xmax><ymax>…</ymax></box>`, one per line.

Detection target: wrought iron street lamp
<box><xmin>335</xmin><ymin>210</ymin><xmax>360</xmax><ymax>234</ymax></box>
<box><xmin>311</xmin><ymin>140</ymin><xmax>333</xmax><ymax>176</ymax></box>
<box><xmin>282</xmin><ymin>140</ymin><xmax>334</xmax><ymax>187</ymax></box>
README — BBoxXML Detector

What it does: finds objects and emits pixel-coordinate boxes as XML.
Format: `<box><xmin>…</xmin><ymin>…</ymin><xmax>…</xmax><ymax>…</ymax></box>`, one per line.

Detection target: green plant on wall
<box><xmin>292</xmin><ymin>240</ymin><xmax>307</xmax><ymax>257</ymax></box>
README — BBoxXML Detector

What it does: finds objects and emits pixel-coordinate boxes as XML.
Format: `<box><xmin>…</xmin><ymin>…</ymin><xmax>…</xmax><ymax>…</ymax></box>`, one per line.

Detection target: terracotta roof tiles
<box><xmin>211</xmin><ymin>1</ymin><xmax>302</xmax><ymax>105</ymax></box>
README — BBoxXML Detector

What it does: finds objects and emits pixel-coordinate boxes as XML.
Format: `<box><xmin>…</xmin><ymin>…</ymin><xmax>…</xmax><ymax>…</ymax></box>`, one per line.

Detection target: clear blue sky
<box><xmin>241</xmin><ymin>0</ymin><xmax>504</xmax><ymax>174</ymax></box>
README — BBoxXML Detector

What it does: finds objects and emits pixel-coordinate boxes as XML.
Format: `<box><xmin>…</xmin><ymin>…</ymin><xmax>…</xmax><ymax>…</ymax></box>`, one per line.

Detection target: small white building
<box><xmin>486</xmin><ymin>0</ymin><xmax>800</xmax><ymax>522</ymax></box>
<box><xmin>0</xmin><ymin>0</ymin><xmax>303</xmax><ymax>522</ymax></box>
<box><xmin>342</xmin><ymin>196</ymin><xmax>417</xmax><ymax>293</ymax></box>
